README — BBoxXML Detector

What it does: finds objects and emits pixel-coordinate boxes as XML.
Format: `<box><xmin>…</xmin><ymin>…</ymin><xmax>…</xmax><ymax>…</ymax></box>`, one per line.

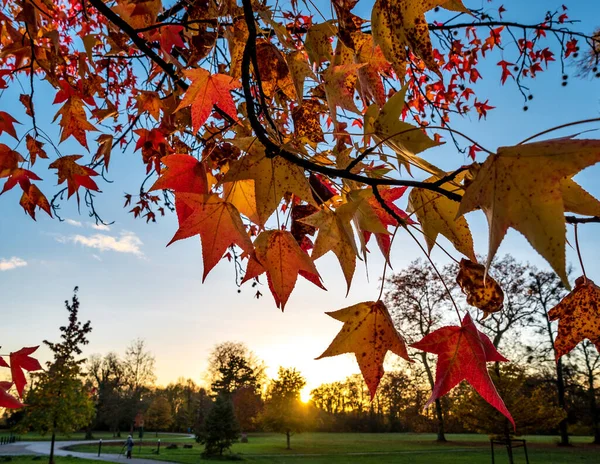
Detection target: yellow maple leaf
<box><xmin>305</xmin><ymin>21</ymin><xmax>337</xmax><ymax>65</ymax></box>
<box><xmin>222</xmin><ymin>138</ymin><xmax>317</xmax><ymax>225</ymax></box>
<box><xmin>317</xmin><ymin>300</ymin><xmax>411</xmax><ymax>397</ymax></box>
<box><xmin>301</xmin><ymin>207</ymin><xmax>359</xmax><ymax>293</ymax></box>
<box><xmin>366</xmin><ymin>85</ymin><xmax>443</xmax><ymax>176</ymax></box>
<box><xmin>223</xmin><ymin>179</ymin><xmax>260</xmax><ymax>225</ymax></box>
<box><xmin>408</xmin><ymin>171</ymin><xmax>475</xmax><ymax>260</ymax></box>
<box><xmin>458</xmin><ymin>138</ymin><xmax>600</xmax><ymax>287</ymax></box>
<box><xmin>372</xmin><ymin>0</ymin><xmax>468</xmax><ymax>77</ymax></box>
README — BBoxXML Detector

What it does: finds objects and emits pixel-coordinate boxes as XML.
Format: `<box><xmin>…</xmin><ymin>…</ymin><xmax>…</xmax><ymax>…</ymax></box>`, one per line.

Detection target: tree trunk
<box><xmin>422</xmin><ymin>353</ymin><xmax>446</xmax><ymax>442</ymax></box>
<box><xmin>555</xmin><ymin>353</ymin><xmax>570</xmax><ymax>446</ymax></box>
<box><xmin>587</xmin><ymin>370</ymin><xmax>600</xmax><ymax>444</ymax></box>
<box><xmin>542</xmin><ymin>308</ymin><xmax>570</xmax><ymax>446</ymax></box>
<box><xmin>286</xmin><ymin>430</ymin><xmax>291</xmax><ymax>450</ymax></box>
<box><xmin>49</xmin><ymin>431</ymin><xmax>56</xmax><ymax>464</ymax></box>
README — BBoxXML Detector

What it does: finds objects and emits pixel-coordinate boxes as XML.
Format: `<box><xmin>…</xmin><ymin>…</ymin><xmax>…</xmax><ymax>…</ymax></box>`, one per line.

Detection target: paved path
<box><xmin>0</xmin><ymin>436</ymin><xmax>193</xmax><ymax>464</ymax></box>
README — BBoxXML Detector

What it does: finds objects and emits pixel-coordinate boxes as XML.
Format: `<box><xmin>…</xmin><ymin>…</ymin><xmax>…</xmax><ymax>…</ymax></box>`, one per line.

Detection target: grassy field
<box><xmin>5</xmin><ymin>432</ymin><xmax>191</xmax><ymax>442</ymax></box>
<box><xmin>66</xmin><ymin>432</ymin><xmax>600</xmax><ymax>463</ymax></box>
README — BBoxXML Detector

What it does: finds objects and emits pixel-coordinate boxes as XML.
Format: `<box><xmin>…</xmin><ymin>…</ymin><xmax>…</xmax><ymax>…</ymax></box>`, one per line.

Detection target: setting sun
<box><xmin>300</xmin><ymin>386</ymin><xmax>312</xmax><ymax>403</ymax></box>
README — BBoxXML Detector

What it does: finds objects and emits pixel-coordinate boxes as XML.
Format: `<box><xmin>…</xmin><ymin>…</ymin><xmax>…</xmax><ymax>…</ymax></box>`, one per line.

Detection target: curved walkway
<box><xmin>0</xmin><ymin>435</ymin><xmax>194</xmax><ymax>464</ymax></box>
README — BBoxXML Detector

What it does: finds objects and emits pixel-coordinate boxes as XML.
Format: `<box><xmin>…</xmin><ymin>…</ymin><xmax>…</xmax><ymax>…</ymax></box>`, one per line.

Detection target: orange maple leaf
<box><xmin>0</xmin><ymin>168</ymin><xmax>42</xmax><ymax>194</ymax></box>
<box><xmin>177</xmin><ymin>68</ymin><xmax>240</xmax><ymax>132</ymax></box>
<box><xmin>0</xmin><ymin>144</ymin><xmax>24</xmax><ymax>177</ymax></box>
<box><xmin>548</xmin><ymin>276</ymin><xmax>600</xmax><ymax>359</ymax></box>
<box><xmin>411</xmin><ymin>313</ymin><xmax>514</xmax><ymax>427</ymax></box>
<box><xmin>168</xmin><ymin>193</ymin><xmax>253</xmax><ymax>282</ymax></box>
<box><xmin>0</xmin><ymin>111</ymin><xmax>19</xmax><ymax>139</ymax></box>
<box><xmin>25</xmin><ymin>135</ymin><xmax>48</xmax><ymax>166</ymax></box>
<box><xmin>317</xmin><ymin>300</ymin><xmax>410</xmax><ymax>397</ymax></box>
<box><xmin>150</xmin><ymin>154</ymin><xmax>209</xmax><ymax>223</ymax></box>
<box><xmin>53</xmin><ymin>97</ymin><xmax>97</xmax><ymax>149</ymax></box>
<box><xmin>242</xmin><ymin>230</ymin><xmax>325</xmax><ymax>310</ymax></box>
<box><xmin>49</xmin><ymin>155</ymin><xmax>100</xmax><ymax>200</ymax></box>
<box><xmin>20</xmin><ymin>183</ymin><xmax>52</xmax><ymax>220</ymax></box>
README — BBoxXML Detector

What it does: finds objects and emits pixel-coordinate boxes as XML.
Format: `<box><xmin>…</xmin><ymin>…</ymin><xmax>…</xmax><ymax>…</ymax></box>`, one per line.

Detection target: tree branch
<box><xmin>239</xmin><ymin>0</ymin><xmax>462</xmax><ymax>202</ymax></box>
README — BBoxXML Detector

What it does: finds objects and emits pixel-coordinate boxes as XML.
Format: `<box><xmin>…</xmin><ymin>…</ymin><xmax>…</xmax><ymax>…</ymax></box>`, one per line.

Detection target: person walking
<box><xmin>125</xmin><ymin>435</ymin><xmax>134</xmax><ymax>459</ymax></box>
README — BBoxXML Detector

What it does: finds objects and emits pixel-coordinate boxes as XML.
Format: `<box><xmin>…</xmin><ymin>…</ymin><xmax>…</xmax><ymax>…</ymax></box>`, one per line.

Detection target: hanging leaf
<box><xmin>548</xmin><ymin>276</ymin><xmax>600</xmax><ymax>359</ymax></box>
<box><xmin>411</xmin><ymin>313</ymin><xmax>514</xmax><ymax>426</ymax></box>
<box><xmin>317</xmin><ymin>300</ymin><xmax>411</xmax><ymax>398</ymax></box>
<box><xmin>458</xmin><ymin>138</ymin><xmax>600</xmax><ymax>288</ymax></box>
<box><xmin>456</xmin><ymin>259</ymin><xmax>504</xmax><ymax>318</ymax></box>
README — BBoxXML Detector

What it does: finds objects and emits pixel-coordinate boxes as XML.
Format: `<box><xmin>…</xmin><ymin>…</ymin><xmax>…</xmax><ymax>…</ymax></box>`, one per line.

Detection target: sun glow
<box><xmin>300</xmin><ymin>386</ymin><xmax>312</xmax><ymax>403</ymax></box>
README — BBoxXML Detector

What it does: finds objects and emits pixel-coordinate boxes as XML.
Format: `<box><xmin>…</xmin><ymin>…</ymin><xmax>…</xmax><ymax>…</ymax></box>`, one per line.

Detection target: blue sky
<box><xmin>1</xmin><ymin>0</ymin><xmax>599</xmax><ymax>393</ymax></box>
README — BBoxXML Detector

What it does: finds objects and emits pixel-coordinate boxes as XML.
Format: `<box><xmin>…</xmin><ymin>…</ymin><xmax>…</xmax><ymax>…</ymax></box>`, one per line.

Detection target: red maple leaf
<box><xmin>0</xmin><ymin>111</ymin><xmax>19</xmax><ymax>139</ymax></box>
<box><xmin>10</xmin><ymin>346</ymin><xmax>42</xmax><ymax>397</ymax></box>
<box><xmin>177</xmin><ymin>69</ymin><xmax>240</xmax><ymax>132</ymax></box>
<box><xmin>0</xmin><ymin>382</ymin><xmax>24</xmax><ymax>409</ymax></box>
<box><xmin>411</xmin><ymin>313</ymin><xmax>514</xmax><ymax>427</ymax></box>
<box><xmin>49</xmin><ymin>155</ymin><xmax>100</xmax><ymax>200</ymax></box>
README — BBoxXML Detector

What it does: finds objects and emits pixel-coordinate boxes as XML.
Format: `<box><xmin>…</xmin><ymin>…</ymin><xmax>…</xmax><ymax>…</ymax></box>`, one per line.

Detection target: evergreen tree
<box><xmin>196</xmin><ymin>394</ymin><xmax>240</xmax><ymax>456</ymax></box>
<box><xmin>20</xmin><ymin>288</ymin><xmax>94</xmax><ymax>464</ymax></box>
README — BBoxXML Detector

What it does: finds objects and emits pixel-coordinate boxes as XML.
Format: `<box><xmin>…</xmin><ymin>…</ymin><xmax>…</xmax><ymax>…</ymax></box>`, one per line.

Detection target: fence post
<box><xmin>98</xmin><ymin>439</ymin><xmax>102</xmax><ymax>457</ymax></box>
<box><xmin>157</xmin><ymin>439</ymin><xmax>160</xmax><ymax>455</ymax></box>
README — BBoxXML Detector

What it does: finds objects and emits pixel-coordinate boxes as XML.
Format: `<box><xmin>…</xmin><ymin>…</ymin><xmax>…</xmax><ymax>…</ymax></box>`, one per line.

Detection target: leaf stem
<box><xmin>573</xmin><ymin>223</ymin><xmax>587</xmax><ymax>282</ymax></box>
<box><xmin>517</xmin><ymin>118</ymin><xmax>600</xmax><ymax>145</ymax></box>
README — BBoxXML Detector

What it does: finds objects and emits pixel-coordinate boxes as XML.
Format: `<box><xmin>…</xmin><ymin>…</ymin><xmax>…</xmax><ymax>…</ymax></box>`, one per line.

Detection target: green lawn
<box><xmin>66</xmin><ymin>433</ymin><xmax>600</xmax><ymax>463</ymax></box>
<box><xmin>6</xmin><ymin>432</ymin><xmax>191</xmax><ymax>442</ymax></box>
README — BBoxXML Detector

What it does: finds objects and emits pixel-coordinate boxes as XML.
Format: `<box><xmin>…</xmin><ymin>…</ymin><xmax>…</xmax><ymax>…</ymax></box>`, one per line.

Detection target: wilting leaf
<box><xmin>456</xmin><ymin>259</ymin><xmax>504</xmax><ymax>318</ymax></box>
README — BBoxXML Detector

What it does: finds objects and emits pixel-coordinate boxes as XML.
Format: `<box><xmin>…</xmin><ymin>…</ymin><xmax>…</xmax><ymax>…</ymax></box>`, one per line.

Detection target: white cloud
<box><xmin>90</xmin><ymin>223</ymin><xmax>111</xmax><ymax>231</ymax></box>
<box><xmin>65</xmin><ymin>219</ymin><xmax>83</xmax><ymax>227</ymax></box>
<box><xmin>56</xmin><ymin>231</ymin><xmax>143</xmax><ymax>256</ymax></box>
<box><xmin>0</xmin><ymin>257</ymin><xmax>27</xmax><ymax>271</ymax></box>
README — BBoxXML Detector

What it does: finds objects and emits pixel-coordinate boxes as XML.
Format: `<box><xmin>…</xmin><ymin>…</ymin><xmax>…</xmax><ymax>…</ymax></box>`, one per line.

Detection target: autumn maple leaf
<box><xmin>408</xmin><ymin>171</ymin><xmax>476</xmax><ymax>261</ymax></box>
<box><xmin>10</xmin><ymin>346</ymin><xmax>42</xmax><ymax>397</ymax></box>
<box><xmin>53</xmin><ymin>97</ymin><xmax>97</xmax><ymax>149</ymax></box>
<box><xmin>25</xmin><ymin>135</ymin><xmax>48</xmax><ymax>166</ymax></box>
<box><xmin>411</xmin><ymin>313</ymin><xmax>514</xmax><ymax>426</ymax></box>
<box><xmin>242</xmin><ymin>230</ymin><xmax>324</xmax><ymax>310</ymax></box>
<box><xmin>0</xmin><ymin>382</ymin><xmax>24</xmax><ymax>409</ymax></box>
<box><xmin>168</xmin><ymin>193</ymin><xmax>253</xmax><ymax>282</ymax></box>
<box><xmin>301</xmin><ymin>207</ymin><xmax>358</xmax><ymax>292</ymax></box>
<box><xmin>223</xmin><ymin>138</ymin><xmax>317</xmax><ymax>225</ymax></box>
<box><xmin>20</xmin><ymin>183</ymin><xmax>52</xmax><ymax>220</ymax></box>
<box><xmin>0</xmin><ymin>111</ymin><xmax>20</xmax><ymax>139</ymax></box>
<box><xmin>317</xmin><ymin>300</ymin><xmax>411</xmax><ymax>397</ymax></box>
<box><xmin>548</xmin><ymin>276</ymin><xmax>600</xmax><ymax>359</ymax></box>
<box><xmin>458</xmin><ymin>138</ymin><xmax>600</xmax><ymax>287</ymax></box>
<box><xmin>372</xmin><ymin>0</ymin><xmax>469</xmax><ymax>77</ymax></box>
<box><xmin>49</xmin><ymin>155</ymin><xmax>100</xmax><ymax>200</ymax></box>
<box><xmin>177</xmin><ymin>68</ymin><xmax>240</xmax><ymax>132</ymax></box>
<box><xmin>150</xmin><ymin>154</ymin><xmax>208</xmax><ymax>195</ymax></box>
<box><xmin>366</xmin><ymin>86</ymin><xmax>443</xmax><ymax>176</ymax></box>
<box><xmin>456</xmin><ymin>259</ymin><xmax>504</xmax><ymax>318</ymax></box>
